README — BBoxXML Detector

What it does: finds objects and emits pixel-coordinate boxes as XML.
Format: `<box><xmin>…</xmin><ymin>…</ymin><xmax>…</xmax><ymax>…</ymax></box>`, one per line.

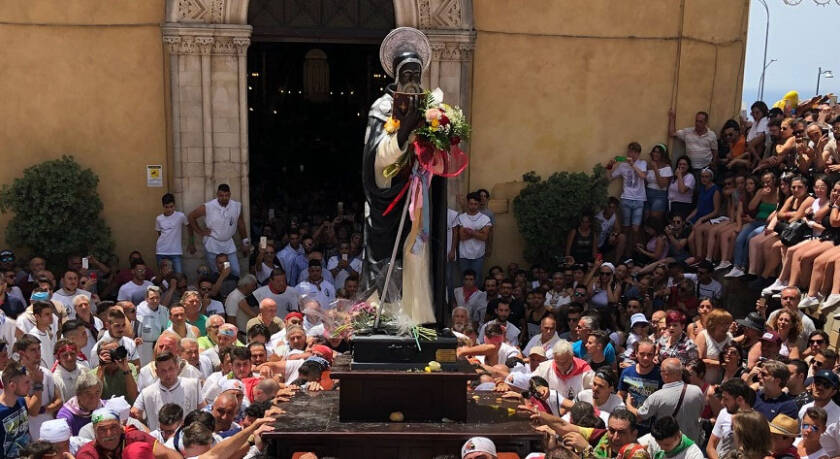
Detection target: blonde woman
<box><xmin>694</xmin><ymin>308</ymin><xmax>733</xmax><ymax>384</ymax></box>
<box><xmin>767</xmin><ymin>309</ymin><xmax>802</xmax><ymax>359</ymax></box>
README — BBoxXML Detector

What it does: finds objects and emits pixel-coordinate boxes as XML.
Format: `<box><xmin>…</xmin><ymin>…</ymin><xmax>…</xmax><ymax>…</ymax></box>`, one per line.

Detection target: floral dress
<box><xmin>657</xmin><ymin>332</ymin><xmax>699</xmax><ymax>364</ymax></box>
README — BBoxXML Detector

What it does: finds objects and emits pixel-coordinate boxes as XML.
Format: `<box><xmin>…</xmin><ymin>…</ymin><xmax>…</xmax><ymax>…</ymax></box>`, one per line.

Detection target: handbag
<box><xmin>779</xmin><ymin>219</ymin><xmax>811</xmax><ymax>246</ymax></box>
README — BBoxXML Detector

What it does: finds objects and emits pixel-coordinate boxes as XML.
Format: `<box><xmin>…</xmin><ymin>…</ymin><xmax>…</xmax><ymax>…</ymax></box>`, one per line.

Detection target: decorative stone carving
<box><xmin>212</xmin><ymin>37</ymin><xmax>237</xmax><ymax>55</ymax></box>
<box><xmin>163</xmin><ymin>36</ymin><xmax>183</xmax><ymax>55</ymax></box>
<box><xmin>233</xmin><ymin>37</ymin><xmax>251</xmax><ymax>56</ymax></box>
<box><xmin>195</xmin><ymin>36</ymin><xmax>215</xmax><ymax>55</ymax></box>
<box><xmin>168</xmin><ymin>0</ymin><xmax>249</xmax><ymax>25</ymax></box>
<box><xmin>412</xmin><ymin>0</ymin><xmax>471</xmax><ymax>30</ymax></box>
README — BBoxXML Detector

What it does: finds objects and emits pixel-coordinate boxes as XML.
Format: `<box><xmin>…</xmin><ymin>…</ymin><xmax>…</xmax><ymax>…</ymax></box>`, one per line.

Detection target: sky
<box><xmin>742</xmin><ymin>0</ymin><xmax>840</xmax><ymax>108</ymax></box>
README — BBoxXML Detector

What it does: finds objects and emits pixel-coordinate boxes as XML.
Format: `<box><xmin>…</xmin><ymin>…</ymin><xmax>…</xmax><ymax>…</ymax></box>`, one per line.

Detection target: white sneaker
<box><xmin>820</xmin><ymin>293</ymin><xmax>840</xmax><ymax>312</ymax></box>
<box><xmin>724</xmin><ymin>267</ymin><xmax>745</xmax><ymax>278</ymax></box>
<box><xmin>716</xmin><ymin>261</ymin><xmax>733</xmax><ymax>271</ymax></box>
<box><xmin>799</xmin><ymin>295</ymin><xmax>820</xmax><ymax>310</ymax></box>
<box><xmin>762</xmin><ymin>279</ymin><xmax>787</xmax><ymax>296</ymax></box>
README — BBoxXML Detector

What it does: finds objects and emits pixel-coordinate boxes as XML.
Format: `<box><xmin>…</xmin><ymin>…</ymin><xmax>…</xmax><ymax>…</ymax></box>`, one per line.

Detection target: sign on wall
<box><xmin>146</xmin><ymin>165</ymin><xmax>163</xmax><ymax>187</ymax></box>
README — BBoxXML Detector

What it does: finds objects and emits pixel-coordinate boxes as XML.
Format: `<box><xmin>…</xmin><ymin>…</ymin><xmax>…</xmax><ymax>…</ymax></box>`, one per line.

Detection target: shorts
<box><xmin>669</xmin><ymin>201</ymin><xmax>694</xmax><ymax>219</ymax></box>
<box><xmin>645</xmin><ymin>188</ymin><xmax>668</xmax><ymax>213</ymax></box>
<box><xmin>621</xmin><ymin>198</ymin><xmax>645</xmax><ymax>227</ymax></box>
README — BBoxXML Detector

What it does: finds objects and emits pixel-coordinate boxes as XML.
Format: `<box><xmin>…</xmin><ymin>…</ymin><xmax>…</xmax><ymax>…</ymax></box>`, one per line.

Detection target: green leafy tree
<box><xmin>0</xmin><ymin>155</ymin><xmax>114</xmax><ymax>269</ymax></box>
<box><xmin>513</xmin><ymin>166</ymin><xmax>608</xmax><ymax>270</ymax></box>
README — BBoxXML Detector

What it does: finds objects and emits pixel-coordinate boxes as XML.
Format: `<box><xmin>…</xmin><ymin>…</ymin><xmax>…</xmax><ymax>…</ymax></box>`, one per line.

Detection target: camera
<box><xmin>109</xmin><ymin>345</ymin><xmax>128</xmax><ymax>362</ymax></box>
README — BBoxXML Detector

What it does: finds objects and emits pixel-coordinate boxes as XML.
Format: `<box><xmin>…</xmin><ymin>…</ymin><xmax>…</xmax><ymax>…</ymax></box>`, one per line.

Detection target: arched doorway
<box><xmin>161</xmin><ymin>0</ymin><xmax>475</xmax><ymax>270</ymax></box>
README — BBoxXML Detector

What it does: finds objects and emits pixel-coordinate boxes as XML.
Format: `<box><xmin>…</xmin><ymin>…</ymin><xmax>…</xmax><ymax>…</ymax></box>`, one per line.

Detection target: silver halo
<box><xmin>379</xmin><ymin>27</ymin><xmax>431</xmax><ymax>78</ymax></box>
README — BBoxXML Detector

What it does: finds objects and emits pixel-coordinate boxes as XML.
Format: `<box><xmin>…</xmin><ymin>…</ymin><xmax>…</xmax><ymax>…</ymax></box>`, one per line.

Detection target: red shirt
<box><xmin>75</xmin><ymin>427</ymin><xmax>156</xmax><ymax>459</ymax></box>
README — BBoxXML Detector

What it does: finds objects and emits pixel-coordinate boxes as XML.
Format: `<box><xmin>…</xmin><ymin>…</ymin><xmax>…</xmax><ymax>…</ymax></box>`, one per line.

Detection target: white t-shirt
<box><xmin>457</xmin><ymin>212</ymin><xmax>492</xmax><ymax>260</ymax></box>
<box><xmin>747</xmin><ymin>116</ymin><xmax>769</xmax><ymax>142</ymax></box>
<box><xmin>51</xmin><ymin>288</ymin><xmax>91</xmax><ymax>319</ymax></box>
<box><xmin>134</xmin><ymin>377</ymin><xmax>202</xmax><ymax>431</ymax></box>
<box><xmin>523</xmin><ymin>333</ymin><xmax>560</xmax><ymax>359</ymax></box>
<box><xmin>712</xmin><ymin>408</ymin><xmax>735</xmax><ymax>458</ymax></box>
<box><xmin>252</xmin><ymin>285</ymin><xmax>300</xmax><ymax>317</ymax></box>
<box><xmin>155</xmin><ymin>211</ymin><xmax>189</xmax><ymax>255</ymax></box>
<box><xmin>611</xmin><ymin>160</ymin><xmax>648</xmax><ymax>201</ymax></box>
<box><xmin>326</xmin><ymin>256</ymin><xmax>363</xmax><ymax>289</ymax></box>
<box><xmin>117</xmin><ymin>280</ymin><xmax>154</xmax><ymax>305</ymax></box>
<box><xmin>224</xmin><ymin>288</ymin><xmax>249</xmax><ymax>332</ymax></box>
<box><xmin>575</xmin><ymin>390</ymin><xmax>626</xmax><ymax>424</ymax></box>
<box><xmin>676</xmin><ymin>128</ymin><xmax>718</xmax><ymax>169</ymax></box>
<box><xmin>28</xmin><ymin>365</ymin><xmax>56</xmax><ymax>439</ymax></box>
<box><xmin>447</xmin><ymin>208</ymin><xmax>459</xmax><ymax>261</ymax></box>
<box><xmin>202</xmin><ymin>198</ymin><xmax>242</xmax><ymax>254</ymax></box>
<box><xmin>477</xmin><ymin>319</ymin><xmax>520</xmax><ymax>346</ymax></box>
<box><xmin>296</xmin><ymin>280</ymin><xmax>336</xmax><ymax>309</ymax></box>
<box><xmin>89</xmin><ymin>334</ymin><xmax>140</xmax><ymax>367</ymax></box>
<box><xmin>645</xmin><ymin>165</ymin><xmax>673</xmax><ymax>191</ymax></box>
<box><xmin>668</xmin><ymin>173</ymin><xmax>696</xmax><ymax>205</ymax></box>
<box><xmin>799</xmin><ymin>400</ymin><xmax>840</xmax><ymax>456</ymax></box>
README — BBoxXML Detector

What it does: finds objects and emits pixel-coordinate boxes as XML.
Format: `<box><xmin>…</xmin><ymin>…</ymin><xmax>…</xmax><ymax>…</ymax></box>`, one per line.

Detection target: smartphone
<box><xmin>831</xmin><ymin>95</ymin><xmax>837</xmax><ymax>108</ymax></box>
<box><xmin>223</xmin><ymin>261</ymin><xmax>230</xmax><ymax>270</ymax></box>
<box><xmin>268</xmin><ymin>208</ymin><xmax>275</xmax><ymax>219</ymax></box>
<box><xmin>740</xmin><ymin>109</ymin><xmax>748</xmax><ymax>120</ymax></box>
<box><xmin>260</xmin><ymin>236</ymin><xmax>267</xmax><ymax>250</ymax></box>
<box><xmin>82</xmin><ymin>257</ymin><xmax>89</xmax><ymax>270</ymax></box>
<box><xmin>614</xmin><ymin>156</ymin><xmax>627</xmax><ymax>162</ymax></box>
<box><xmin>341</xmin><ymin>253</ymin><xmax>348</xmax><ymax>261</ymax></box>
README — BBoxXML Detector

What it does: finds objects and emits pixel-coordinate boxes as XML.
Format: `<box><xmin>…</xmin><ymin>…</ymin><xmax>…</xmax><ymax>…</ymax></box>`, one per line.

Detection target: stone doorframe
<box><xmin>162</xmin><ymin>0</ymin><xmax>475</xmax><ymax>262</ymax></box>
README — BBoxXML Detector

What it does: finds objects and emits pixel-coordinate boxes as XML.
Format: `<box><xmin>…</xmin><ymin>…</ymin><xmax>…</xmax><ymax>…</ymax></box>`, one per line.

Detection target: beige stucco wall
<box><xmin>0</xmin><ymin>1</ymin><xmax>168</xmax><ymax>264</ymax></box>
<box><xmin>469</xmin><ymin>0</ymin><xmax>749</xmax><ymax>268</ymax></box>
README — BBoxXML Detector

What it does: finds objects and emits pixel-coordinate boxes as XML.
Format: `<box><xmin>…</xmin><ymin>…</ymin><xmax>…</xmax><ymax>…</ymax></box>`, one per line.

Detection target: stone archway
<box><xmin>162</xmin><ymin>0</ymin><xmax>475</xmax><ymax>254</ymax></box>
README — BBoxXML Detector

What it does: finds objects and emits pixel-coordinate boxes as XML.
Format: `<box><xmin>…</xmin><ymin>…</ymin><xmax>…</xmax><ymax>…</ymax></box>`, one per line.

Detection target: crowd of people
<box><xmin>0</xmin><ymin>96</ymin><xmax>839</xmax><ymax>459</ymax></box>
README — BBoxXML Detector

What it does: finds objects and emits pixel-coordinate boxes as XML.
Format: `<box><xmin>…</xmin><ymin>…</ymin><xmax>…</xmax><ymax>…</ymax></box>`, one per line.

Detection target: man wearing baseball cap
<box><xmin>798</xmin><ymin>369</ymin><xmax>840</xmax><ymax>456</ymax></box>
<box><xmin>759</xmin><ymin>331</ymin><xmax>783</xmax><ymax>362</ymax></box>
<box><xmin>462</xmin><ymin>436</ymin><xmax>497</xmax><ymax>459</ymax></box>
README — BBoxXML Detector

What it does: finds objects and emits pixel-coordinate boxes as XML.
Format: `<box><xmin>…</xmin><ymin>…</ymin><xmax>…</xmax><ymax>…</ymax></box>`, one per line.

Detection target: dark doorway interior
<box><xmin>247</xmin><ymin>42</ymin><xmax>389</xmax><ymax>231</ymax></box>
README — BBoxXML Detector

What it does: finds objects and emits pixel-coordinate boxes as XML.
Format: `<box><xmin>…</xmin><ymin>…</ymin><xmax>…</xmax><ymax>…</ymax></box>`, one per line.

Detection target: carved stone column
<box><xmin>162</xmin><ymin>4</ymin><xmax>252</xmax><ymax>275</ymax></box>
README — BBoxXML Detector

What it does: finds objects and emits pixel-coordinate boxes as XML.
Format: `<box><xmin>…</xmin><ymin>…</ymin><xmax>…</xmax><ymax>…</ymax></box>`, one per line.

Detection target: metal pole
<box><xmin>817</xmin><ymin>67</ymin><xmax>822</xmax><ymax>96</ymax></box>
<box><xmin>757</xmin><ymin>0</ymin><xmax>770</xmax><ymax>101</ymax></box>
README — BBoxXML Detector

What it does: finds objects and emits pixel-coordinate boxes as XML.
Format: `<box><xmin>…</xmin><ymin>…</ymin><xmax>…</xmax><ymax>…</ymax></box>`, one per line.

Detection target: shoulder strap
<box><xmin>672</xmin><ymin>383</ymin><xmax>688</xmax><ymax>417</ymax></box>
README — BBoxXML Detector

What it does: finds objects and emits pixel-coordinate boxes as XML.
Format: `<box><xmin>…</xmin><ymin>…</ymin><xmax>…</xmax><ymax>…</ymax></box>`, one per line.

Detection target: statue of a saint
<box><xmin>362</xmin><ymin>27</ymin><xmax>437</xmax><ymax>325</ymax></box>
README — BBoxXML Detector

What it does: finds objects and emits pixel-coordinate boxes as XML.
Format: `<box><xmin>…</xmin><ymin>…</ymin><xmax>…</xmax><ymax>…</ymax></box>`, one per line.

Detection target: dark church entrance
<box><xmin>246</xmin><ymin>0</ymin><xmax>395</xmax><ymax>237</ymax></box>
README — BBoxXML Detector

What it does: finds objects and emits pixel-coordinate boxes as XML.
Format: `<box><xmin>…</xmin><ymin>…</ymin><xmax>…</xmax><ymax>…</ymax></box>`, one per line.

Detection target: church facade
<box><xmin>0</xmin><ymin>0</ymin><xmax>749</xmax><ymax>269</ymax></box>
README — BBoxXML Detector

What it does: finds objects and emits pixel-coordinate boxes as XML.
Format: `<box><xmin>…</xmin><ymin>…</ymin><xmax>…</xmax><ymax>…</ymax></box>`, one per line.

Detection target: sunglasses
<box><xmin>574</xmin><ymin>292</ymin><xmax>586</xmax><ymax>297</ymax></box>
<box><xmin>810</xmin><ymin>339</ymin><xmax>825</xmax><ymax>344</ymax></box>
<box><xmin>802</xmin><ymin>423</ymin><xmax>820</xmax><ymax>432</ymax></box>
<box><xmin>812</xmin><ymin>360</ymin><xmax>824</xmax><ymax>367</ymax></box>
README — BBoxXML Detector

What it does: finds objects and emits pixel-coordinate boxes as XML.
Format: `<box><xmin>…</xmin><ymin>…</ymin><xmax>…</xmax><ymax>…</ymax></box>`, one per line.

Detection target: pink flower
<box><xmin>425</xmin><ymin>108</ymin><xmax>443</xmax><ymax>122</ymax></box>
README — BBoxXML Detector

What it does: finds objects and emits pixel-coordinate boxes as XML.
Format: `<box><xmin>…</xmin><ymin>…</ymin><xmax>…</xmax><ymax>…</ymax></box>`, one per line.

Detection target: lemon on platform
<box><xmin>428</xmin><ymin>361</ymin><xmax>442</xmax><ymax>371</ymax></box>
<box><xmin>389</xmin><ymin>411</ymin><xmax>405</xmax><ymax>422</ymax></box>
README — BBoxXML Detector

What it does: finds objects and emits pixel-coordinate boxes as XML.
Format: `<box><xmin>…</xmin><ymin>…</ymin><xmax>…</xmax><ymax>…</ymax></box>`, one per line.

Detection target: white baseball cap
<box><xmin>462</xmin><ymin>436</ymin><xmax>497</xmax><ymax>458</ymax></box>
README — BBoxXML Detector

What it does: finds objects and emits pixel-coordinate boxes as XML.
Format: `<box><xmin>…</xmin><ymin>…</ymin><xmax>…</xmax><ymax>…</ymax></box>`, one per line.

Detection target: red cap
<box><xmin>285</xmin><ymin>311</ymin><xmax>304</xmax><ymax>321</ymax></box>
<box><xmin>311</xmin><ymin>344</ymin><xmax>334</xmax><ymax>365</ymax></box>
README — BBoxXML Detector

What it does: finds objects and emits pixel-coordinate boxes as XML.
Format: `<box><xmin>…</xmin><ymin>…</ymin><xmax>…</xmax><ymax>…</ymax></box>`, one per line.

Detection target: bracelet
<box><xmin>32</xmin><ymin>383</ymin><xmax>44</xmax><ymax>391</ymax></box>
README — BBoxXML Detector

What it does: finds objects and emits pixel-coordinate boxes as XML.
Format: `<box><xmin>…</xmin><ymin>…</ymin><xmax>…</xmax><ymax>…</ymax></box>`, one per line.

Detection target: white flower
<box><xmin>430</xmin><ymin>88</ymin><xmax>444</xmax><ymax>106</ymax></box>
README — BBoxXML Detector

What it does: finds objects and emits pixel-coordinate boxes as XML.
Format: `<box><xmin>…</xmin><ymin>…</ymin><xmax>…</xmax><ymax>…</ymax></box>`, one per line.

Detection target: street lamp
<box><xmin>817</xmin><ymin>67</ymin><xmax>834</xmax><ymax>95</ymax></box>
<box><xmin>756</xmin><ymin>0</ymin><xmax>770</xmax><ymax>101</ymax></box>
<box><xmin>757</xmin><ymin>59</ymin><xmax>777</xmax><ymax>101</ymax></box>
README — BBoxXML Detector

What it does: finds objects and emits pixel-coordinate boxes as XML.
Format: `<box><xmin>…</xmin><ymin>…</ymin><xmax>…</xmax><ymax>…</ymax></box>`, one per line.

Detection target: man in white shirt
<box><xmin>523</xmin><ymin>315</ymin><xmax>559</xmax><ymax>359</ymax></box>
<box><xmin>296</xmin><ymin>260</ymin><xmax>335</xmax><ymax>309</ymax></box>
<box><xmin>188</xmin><ymin>184</ymin><xmax>249</xmax><ymax>277</ymax></box>
<box><xmin>458</xmin><ymin>192</ymin><xmax>492</xmax><ymax>284</ymax></box>
<box><xmin>155</xmin><ymin>193</ymin><xmax>191</xmax><ymax>274</ymax></box>
<box><xmin>117</xmin><ymin>261</ymin><xmax>154</xmax><ymax>306</ymax></box>
<box><xmin>707</xmin><ymin>378</ymin><xmax>753</xmax><ymax>459</ymax></box>
<box><xmin>29</xmin><ymin>301</ymin><xmax>58</xmax><ymax>368</ymax></box>
<box><xmin>224</xmin><ymin>274</ymin><xmax>258</xmax><ymax>332</ymax></box>
<box><xmin>544</xmin><ymin>272</ymin><xmax>571</xmax><ymax>312</ymax></box>
<box><xmin>669</xmin><ymin>109</ymin><xmax>718</xmax><ymax>170</ymax></box>
<box><xmin>51</xmin><ymin>269</ymin><xmax>91</xmax><ymax>319</ymax></box>
<box><xmin>797</xmin><ymin>370</ymin><xmax>840</xmax><ymax>457</ymax></box>
<box><xmin>606</xmin><ymin>142</ymin><xmax>648</xmax><ymax>236</ymax></box>
<box><xmin>136</xmin><ymin>286</ymin><xmax>169</xmax><ymax>365</ymax></box>
<box><xmin>245</xmin><ymin>269</ymin><xmax>299</xmax><ymax>319</ymax></box>
<box><xmin>638</xmin><ymin>416</ymin><xmax>704</xmax><ymax>459</ymax></box>
<box><xmin>477</xmin><ymin>301</ymin><xmax>520</xmax><ymax>346</ymax></box>
<box><xmin>52</xmin><ymin>338</ymin><xmax>86</xmax><ymax>401</ymax></box>
<box><xmin>137</xmin><ymin>331</ymin><xmax>202</xmax><ymax>391</ymax></box>
<box><xmin>90</xmin><ymin>308</ymin><xmax>141</xmax><ymax>368</ymax></box>
<box><xmin>276</xmin><ymin>231</ymin><xmax>305</xmax><ymax>286</ymax></box>
<box><xmin>130</xmin><ymin>352</ymin><xmax>203</xmax><ymax>431</ymax></box>
<box><xmin>326</xmin><ymin>242</ymin><xmax>362</xmax><ymax>290</ymax></box>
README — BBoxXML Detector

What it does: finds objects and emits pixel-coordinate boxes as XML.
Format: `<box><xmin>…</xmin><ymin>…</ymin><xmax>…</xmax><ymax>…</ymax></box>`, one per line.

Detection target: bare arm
<box><xmin>472</xmin><ymin>225</ymin><xmax>491</xmax><ymax>241</ymax></box>
<box><xmin>188</xmin><ymin>205</ymin><xmax>209</xmax><ymax>238</ymax></box>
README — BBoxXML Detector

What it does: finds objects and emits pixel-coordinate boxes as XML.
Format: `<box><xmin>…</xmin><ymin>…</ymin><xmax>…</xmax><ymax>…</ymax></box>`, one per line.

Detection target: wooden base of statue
<box><xmin>332</xmin><ymin>343</ymin><xmax>473</xmax><ymax>422</ymax></box>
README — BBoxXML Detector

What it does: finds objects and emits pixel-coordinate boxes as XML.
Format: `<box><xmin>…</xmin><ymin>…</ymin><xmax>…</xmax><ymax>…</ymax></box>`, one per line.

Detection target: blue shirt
<box><xmin>573</xmin><ymin>340</ymin><xmax>616</xmax><ymax>363</ymax></box>
<box><xmin>753</xmin><ymin>390</ymin><xmax>799</xmax><ymax>421</ymax></box>
<box><xmin>618</xmin><ymin>365</ymin><xmax>663</xmax><ymax>407</ymax></box>
<box><xmin>0</xmin><ymin>397</ymin><xmax>31</xmax><ymax>458</ymax></box>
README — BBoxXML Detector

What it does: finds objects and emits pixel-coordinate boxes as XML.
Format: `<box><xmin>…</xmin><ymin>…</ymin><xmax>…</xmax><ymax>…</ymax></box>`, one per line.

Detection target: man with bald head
<box><xmin>624</xmin><ymin>358</ymin><xmax>705</xmax><ymax>443</ymax></box>
<box><xmin>246</xmin><ymin>298</ymin><xmax>283</xmax><ymax>335</ymax></box>
<box><xmin>136</xmin><ymin>331</ymin><xmax>202</xmax><ymax>391</ymax></box>
<box><xmin>212</xmin><ymin>392</ymin><xmax>242</xmax><ymax>438</ymax></box>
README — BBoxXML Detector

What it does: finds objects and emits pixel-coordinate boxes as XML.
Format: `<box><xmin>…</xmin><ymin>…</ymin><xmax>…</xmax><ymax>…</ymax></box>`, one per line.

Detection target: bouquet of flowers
<box><xmin>327</xmin><ymin>299</ymin><xmax>437</xmax><ymax>350</ymax></box>
<box><xmin>413</xmin><ymin>88</ymin><xmax>470</xmax><ymax>177</ymax></box>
